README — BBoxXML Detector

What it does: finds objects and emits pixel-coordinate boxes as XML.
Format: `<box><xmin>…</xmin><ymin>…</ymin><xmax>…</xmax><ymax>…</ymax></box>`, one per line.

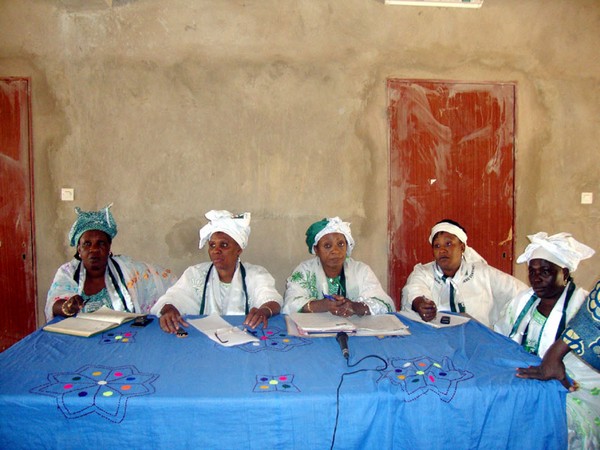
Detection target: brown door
<box><xmin>0</xmin><ymin>77</ymin><xmax>37</xmax><ymax>350</ymax></box>
<box><xmin>387</xmin><ymin>80</ymin><xmax>516</xmax><ymax>309</ymax></box>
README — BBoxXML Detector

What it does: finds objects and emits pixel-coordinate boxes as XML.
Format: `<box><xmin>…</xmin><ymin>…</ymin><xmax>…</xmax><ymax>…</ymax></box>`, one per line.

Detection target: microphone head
<box><xmin>336</xmin><ymin>331</ymin><xmax>348</xmax><ymax>343</ymax></box>
<box><xmin>336</xmin><ymin>331</ymin><xmax>349</xmax><ymax>359</ymax></box>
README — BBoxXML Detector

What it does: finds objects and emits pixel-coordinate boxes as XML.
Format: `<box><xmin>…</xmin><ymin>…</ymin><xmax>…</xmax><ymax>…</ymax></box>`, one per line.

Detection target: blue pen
<box><xmin>323</xmin><ymin>294</ymin><xmax>336</xmax><ymax>301</ymax></box>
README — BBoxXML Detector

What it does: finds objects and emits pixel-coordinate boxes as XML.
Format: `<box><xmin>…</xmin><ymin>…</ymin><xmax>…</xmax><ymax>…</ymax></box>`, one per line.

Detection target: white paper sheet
<box><xmin>399</xmin><ymin>310</ymin><xmax>470</xmax><ymax>328</ymax></box>
<box><xmin>188</xmin><ymin>315</ymin><xmax>260</xmax><ymax>347</ymax></box>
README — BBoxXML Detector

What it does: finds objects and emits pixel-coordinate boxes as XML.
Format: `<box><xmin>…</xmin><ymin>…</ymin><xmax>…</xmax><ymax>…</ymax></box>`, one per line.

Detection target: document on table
<box><xmin>286</xmin><ymin>312</ymin><xmax>411</xmax><ymax>337</ymax></box>
<box><xmin>43</xmin><ymin>306</ymin><xmax>145</xmax><ymax>337</ymax></box>
<box><xmin>188</xmin><ymin>315</ymin><xmax>260</xmax><ymax>347</ymax></box>
<box><xmin>351</xmin><ymin>314</ymin><xmax>411</xmax><ymax>336</ymax></box>
<box><xmin>399</xmin><ymin>310</ymin><xmax>470</xmax><ymax>328</ymax></box>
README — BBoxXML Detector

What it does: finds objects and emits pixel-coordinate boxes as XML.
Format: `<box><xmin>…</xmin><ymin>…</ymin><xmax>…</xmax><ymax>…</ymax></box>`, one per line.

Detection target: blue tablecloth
<box><xmin>0</xmin><ymin>314</ymin><xmax>567</xmax><ymax>449</ymax></box>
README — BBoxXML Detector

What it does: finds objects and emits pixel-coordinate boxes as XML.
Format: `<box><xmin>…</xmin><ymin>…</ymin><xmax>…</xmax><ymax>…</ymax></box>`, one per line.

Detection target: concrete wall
<box><xmin>1</xmin><ymin>0</ymin><xmax>598</xmax><ymax>325</ymax></box>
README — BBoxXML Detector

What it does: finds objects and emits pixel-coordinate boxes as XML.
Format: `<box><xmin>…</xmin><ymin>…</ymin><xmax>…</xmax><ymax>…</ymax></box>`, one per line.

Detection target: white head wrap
<box><xmin>199</xmin><ymin>210</ymin><xmax>251</xmax><ymax>250</ymax></box>
<box><xmin>516</xmin><ymin>232</ymin><xmax>595</xmax><ymax>272</ymax></box>
<box><xmin>428</xmin><ymin>221</ymin><xmax>486</xmax><ymax>264</ymax></box>
<box><xmin>311</xmin><ymin>217</ymin><xmax>355</xmax><ymax>256</ymax></box>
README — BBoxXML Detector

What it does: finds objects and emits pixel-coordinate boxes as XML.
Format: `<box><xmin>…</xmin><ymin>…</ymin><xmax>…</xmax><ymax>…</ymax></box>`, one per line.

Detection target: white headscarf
<box><xmin>311</xmin><ymin>217</ymin><xmax>355</xmax><ymax>256</ymax></box>
<box><xmin>199</xmin><ymin>210</ymin><xmax>251</xmax><ymax>250</ymax></box>
<box><xmin>516</xmin><ymin>232</ymin><xmax>595</xmax><ymax>272</ymax></box>
<box><xmin>428</xmin><ymin>221</ymin><xmax>486</xmax><ymax>264</ymax></box>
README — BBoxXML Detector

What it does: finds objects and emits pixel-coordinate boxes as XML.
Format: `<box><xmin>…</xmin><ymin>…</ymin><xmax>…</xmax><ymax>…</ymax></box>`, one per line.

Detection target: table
<box><xmin>0</xmin><ymin>314</ymin><xmax>567</xmax><ymax>449</ymax></box>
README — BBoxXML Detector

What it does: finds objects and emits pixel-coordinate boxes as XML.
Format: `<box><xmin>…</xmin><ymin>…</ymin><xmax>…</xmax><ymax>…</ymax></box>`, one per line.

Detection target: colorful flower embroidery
<box><xmin>30</xmin><ymin>365</ymin><xmax>158</xmax><ymax>423</ymax></box>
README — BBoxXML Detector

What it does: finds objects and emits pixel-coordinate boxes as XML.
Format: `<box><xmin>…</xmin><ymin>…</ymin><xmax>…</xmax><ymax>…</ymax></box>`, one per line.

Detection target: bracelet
<box><xmin>61</xmin><ymin>300</ymin><xmax>76</xmax><ymax>317</ymax></box>
<box><xmin>261</xmin><ymin>305</ymin><xmax>273</xmax><ymax>317</ymax></box>
<box><xmin>306</xmin><ymin>301</ymin><xmax>313</xmax><ymax>313</ymax></box>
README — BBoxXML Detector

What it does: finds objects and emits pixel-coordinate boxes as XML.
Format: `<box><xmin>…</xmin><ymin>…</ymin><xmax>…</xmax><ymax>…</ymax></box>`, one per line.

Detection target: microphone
<box><xmin>336</xmin><ymin>331</ymin><xmax>349</xmax><ymax>359</ymax></box>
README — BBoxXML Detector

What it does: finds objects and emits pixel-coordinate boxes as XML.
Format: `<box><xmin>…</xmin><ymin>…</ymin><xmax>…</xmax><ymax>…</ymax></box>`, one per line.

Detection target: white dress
<box><xmin>151</xmin><ymin>260</ymin><xmax>282</xmax><ymax>316</ymax></box>
<box><xmin>401</xmin><ymin>259</ymin><xmax>527</xmax><ymax>327</ymax></box>
<box><xmin>283</xmin><ymin>257</ymin><xmax>395</xmax><ymax>315</ymax></box>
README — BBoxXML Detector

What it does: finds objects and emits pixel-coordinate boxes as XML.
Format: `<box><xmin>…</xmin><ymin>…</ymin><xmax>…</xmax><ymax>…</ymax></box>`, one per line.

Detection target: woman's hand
<box><xmin>245</xmin><ymin>301</ymin><xmax>280</xmax><ymax>329</ymax></box>
<box><xmin>516</xmin><ymin>339</ymin><xmax>575</xmax><ymax>391</ymax></box>
<box><xmin>412</xmin><ymin>296</ymin><xmax>437</xmax><ymax>321</ymax></box>
<box><xmin>158</xmin><ymin>304</ymin><xmax>188</xmax><ymax>334</ymax></box>
<box><xmin>54</xmin><ymin>295</ymin><xmax>84</xmax><ymax>317</ymax></box>
<box><xmin>328</xmin><ymin>296</ymin><xmax>369</xmax><ymax>317</ymax></box>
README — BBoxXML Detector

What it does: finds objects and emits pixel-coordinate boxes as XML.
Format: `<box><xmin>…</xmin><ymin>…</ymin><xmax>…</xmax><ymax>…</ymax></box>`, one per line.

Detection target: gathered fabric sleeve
<box><xmin>150</xmin><ymin>264</ymin><xmax>210</xmax><ymax>317</ymax></box>
<box><xmin>487</xmin><ymin>266</ymin><xmax>529</xmax><ymax>328</ymax></box>
<box><xmin>45</xmin><ymin>260</ymin><xmax>79</xmax><ymax>321</ymax></box>
<box><xmin>244</xmin><ymin>263</ymin><xmax>283</xmax><ymax>309</ymax></box>
<box><xmin>283</xmin><ymin>259</ymin><xmax>319</xmax><ymax>314</ymax></box>
<box><xmin>114</xmin><ymin>255</ymin><xmax>177</xmax><ymax>315</ymax></box>
<box><xmin>346</xmin><ymin>260</ymin><xmax>395</xmax><ymax>314</ymax></box>
<box><xmin>400</xmin><ymin>263</ymin><xmax>436</xmax><ymax>312</ymax></box>
<box><xmin>561</xmin><ymin>280</ymin><xmax>600</xmax><ymax>371</ymax></box>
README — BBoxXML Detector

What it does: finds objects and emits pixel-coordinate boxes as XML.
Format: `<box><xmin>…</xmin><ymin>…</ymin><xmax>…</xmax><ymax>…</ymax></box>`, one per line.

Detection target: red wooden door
<box><xmin>387</xmin><ymin>80</ymin><xmax>516</xmax><ymax>309</ymax></box>
<box><xmin>0</xmin><ymin>78</ymin><xmax>37</xmax><ymax>350</ymax></box>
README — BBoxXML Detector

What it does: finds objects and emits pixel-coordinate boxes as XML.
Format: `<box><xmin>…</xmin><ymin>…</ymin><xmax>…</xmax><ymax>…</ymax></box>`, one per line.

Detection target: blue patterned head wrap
<box><xmin>68</xmin><ymin>203</ymin><xmax>118</xmax><ymax>247</ymax></box>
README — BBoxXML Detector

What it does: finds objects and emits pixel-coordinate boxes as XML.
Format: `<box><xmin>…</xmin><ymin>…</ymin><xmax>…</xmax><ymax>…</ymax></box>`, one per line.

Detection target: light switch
<box><xmin>61</xmin><ymin>188</ymin><xmax>75</xmax><ymax>201</ymax></box>
<box><xmin>581</xmin><ymin>192</ymin><xmax>593</xmax><ymax>205</ymax></box>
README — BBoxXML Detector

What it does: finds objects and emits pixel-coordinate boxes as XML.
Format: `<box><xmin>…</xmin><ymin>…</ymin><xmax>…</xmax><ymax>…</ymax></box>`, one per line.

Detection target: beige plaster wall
<box><xmin>0</xmin><ymin>0</ymin><xmax>598</xmax><ymax>326</ymax></box>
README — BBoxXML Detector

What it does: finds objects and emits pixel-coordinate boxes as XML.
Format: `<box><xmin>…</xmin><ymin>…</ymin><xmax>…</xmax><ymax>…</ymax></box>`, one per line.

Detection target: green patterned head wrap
<box><xmin>305</xmin><ymin>218</ymin><xmax>329</xmax><ymax>254</ymax></box>
<box><xmin>305</xmin><ymin>217</ymin><xmax>355</xmax><ymax>256</ymax></box>
<box><xmin>68</xmin><ymin>203</ymin><xmax>118</xmax><ymax>247</ymax></box>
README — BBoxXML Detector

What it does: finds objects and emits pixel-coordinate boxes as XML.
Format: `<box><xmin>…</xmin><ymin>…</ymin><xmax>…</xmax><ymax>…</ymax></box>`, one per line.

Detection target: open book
<box><xmin>286</xmin><ymin>312</ymin><xmax>410</xmax><ymax>337</ymax></box>
<box><xmin>43</xmin><ymin>306</ymin><xmax>145</xmax><ymax>337</ymax></box>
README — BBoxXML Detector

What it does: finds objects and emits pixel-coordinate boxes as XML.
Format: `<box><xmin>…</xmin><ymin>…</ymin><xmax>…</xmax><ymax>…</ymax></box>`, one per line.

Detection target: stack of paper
<box><xmin>287</xmin><ymin>312</ymin><xmax>356</xmax><ymax>335</ymax></box>
<box><xmin>286</xmin><ymin>312</ymin><xmax>410</xmax><ymax>337</ymax></box>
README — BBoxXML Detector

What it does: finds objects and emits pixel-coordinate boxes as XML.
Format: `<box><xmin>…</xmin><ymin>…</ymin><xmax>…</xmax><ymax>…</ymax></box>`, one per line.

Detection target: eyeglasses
<box><xmin>214</xmin><ymin>326</ymin><xmax>247</xmax><ymax>344</ymax></box>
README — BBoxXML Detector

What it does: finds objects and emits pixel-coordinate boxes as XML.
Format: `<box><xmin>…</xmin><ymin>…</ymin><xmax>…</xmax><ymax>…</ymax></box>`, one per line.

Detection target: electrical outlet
<box><xmin>61</xmin><ymin>188</ymin><xmax>74</xmax><ymax>202</ymax></box>
<box><xmin>581</xmin><ymin>192</ymin><xmax>593</xmax><ymax>205</ymax></box>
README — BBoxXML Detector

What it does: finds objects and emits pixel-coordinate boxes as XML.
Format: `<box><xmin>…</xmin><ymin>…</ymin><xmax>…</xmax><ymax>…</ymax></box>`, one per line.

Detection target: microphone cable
<box><xmin>329</xmin><ymin>354</ymin><xmax>389</xmax><ymax>450</ymax></box>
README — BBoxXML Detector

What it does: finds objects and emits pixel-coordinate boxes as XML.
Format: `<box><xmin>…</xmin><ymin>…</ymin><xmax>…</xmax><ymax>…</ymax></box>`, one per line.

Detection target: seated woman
<box><xmin>283</xmin><ymin>217</ymin><xmax>395</xmax><ymax>316</ymax></box>
<box><xmin>494</xmin><ymin>232</ymin><xmax>597</xmax><ymax>449</ymax></box>
<box><xmin>401</xmin><ymin>219</ymin><xmax>527</xmax><ymax>327</ymax></box>
<box><xmin>151</xmin><ymin>210</ymin><xmax>282</xmax><ymax>333</ymax></box>
<box><xmin>517</xmin><ymin>278</ymin><xmax>600</xmax><ymax>383</ymax></box>
<box><xmin>45</xmin><ymin>204</ymin><xmax>177</xmax><ymax>320</ymax></box>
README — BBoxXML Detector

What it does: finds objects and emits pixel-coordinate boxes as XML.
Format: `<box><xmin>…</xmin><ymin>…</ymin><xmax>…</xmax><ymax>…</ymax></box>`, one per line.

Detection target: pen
<box><xmin>322</xmin><ymin>282</ymin><xmax>336</xmax><ymax>301</ymax></box>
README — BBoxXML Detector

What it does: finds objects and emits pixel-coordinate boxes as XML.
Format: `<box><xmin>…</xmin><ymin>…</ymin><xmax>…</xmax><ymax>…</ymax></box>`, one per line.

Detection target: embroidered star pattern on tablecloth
<box><xmin>30</xmin><ymin>364</ymin><xmax>158</xmax><ymax>423</ymax></box>
<box><xmin>379</xmin><ymin>356</ymin><xmax>473</xmax><ymax>403</ymax></box>
<box><xmin>253</xmin><ymin>374</ymin><xmax>300</xmax><ymax>393</ymax></box>
<box><xmin>98</xmin><ymin>330</ymin><xmax>137</xmax><ymax>345</ymax></box>
<box><xmin>231</xmin><ymin>325</ymin><xmax>312</xmax><ymax>353</ymax></box>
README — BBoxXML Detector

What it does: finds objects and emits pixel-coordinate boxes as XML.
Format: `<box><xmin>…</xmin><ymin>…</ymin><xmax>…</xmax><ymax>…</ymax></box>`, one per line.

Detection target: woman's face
<box><xmin>528</xmin><ymin>259</ymin><xmax>568</xmax><ymax>300</ymax></box>
<box><xmin>315</xmin><ymin>232</ymin><xmax>347</xmax><ymax>275</ymax></box>
<box><xmin>77</xmin><ymin>230</ymin><xmax>111</xmax><ymax>275</ymax></box>
<box><xmin>432</xmin><ymin>231</ymin><xmax>465</xmax><ymax>277</ymax></box>
<box><xmin>208</xmin><ymin>232</ymin><xmax>242</xmax><ymax>274</ymax></box>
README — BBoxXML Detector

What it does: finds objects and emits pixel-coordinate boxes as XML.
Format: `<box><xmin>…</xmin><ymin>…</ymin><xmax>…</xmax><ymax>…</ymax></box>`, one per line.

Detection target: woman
<box><xmin>517</xmin><ymin>278</ymin><xmax>600</xmax><ymax>383</ymax></box>
<box><xmin>401</xmin><ymin>219</ymin><xmax>527</xmax><ymax>327</ymax></box>
<box><xmin>45</xmin><ymin>204</ymin><xmax>177</xmax><ymax>320</ymax></box>
<box><xmin>151</xmin><ymin>210</ymin><xmax>282</xmax><ymax>333</ymax></box>
<box><xmin>283</xmin><ymin>217</ymin><xmax>394</xmax><ymax>316</ymax></box>
<box><xmin>495</xmin><ymin>232</ymin><xmax>598</xmax><ymax>449</ymax></box>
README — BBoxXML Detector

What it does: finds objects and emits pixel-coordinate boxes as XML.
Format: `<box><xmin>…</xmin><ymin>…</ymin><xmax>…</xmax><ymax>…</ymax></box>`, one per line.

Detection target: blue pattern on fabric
<box><xmin>30</xmin><ymin>365</ymin><xmax>158</xmax><ymax>423</ymax></box>
<box><xmin>99</xmin><ymin>330</ymin><xmax>137</xmax><ymax>345</ymax></box>
<box><xmin>226</xmin><ymin>325</ymin><xmax>312</xmax><ymax>353</ymax></box>
<box><xmin>379</xmin><ymin>356</ymin><xmax>473</xmax><ymax>403</ymax></box>
<box><xmin>253</xmin><ymin>374</ymin><xmax>301</xmax><ymax>393</ymax></box>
